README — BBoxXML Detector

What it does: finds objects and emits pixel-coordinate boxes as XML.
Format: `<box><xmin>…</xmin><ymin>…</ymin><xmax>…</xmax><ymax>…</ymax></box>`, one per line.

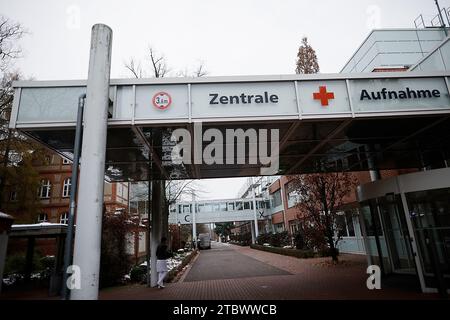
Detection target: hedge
<box><xmin>166</xmin><ymin>249</ymin><xmax>199</xmax><ymax>283</ymax></box>
<box><xmin>250</xmin><ymin>244</ymin><xmax>315</xmax><ymax>258</ymax></box>
<box><xmin>250</xmin><ymin>244</ymin><xmax>338</xmax><ymax>259</ymax></box>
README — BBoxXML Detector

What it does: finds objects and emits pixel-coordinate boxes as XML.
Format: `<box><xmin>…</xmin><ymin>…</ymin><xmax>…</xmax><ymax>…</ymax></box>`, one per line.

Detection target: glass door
<box><xmin>378</xmin><ymin>195</ymin><xmax>416</xmax><ymax>274</ymax></box>
<box><xmin>406</xmin><ymin>188</ymin><xmax>450</xmax><ymax>291</ymax></box>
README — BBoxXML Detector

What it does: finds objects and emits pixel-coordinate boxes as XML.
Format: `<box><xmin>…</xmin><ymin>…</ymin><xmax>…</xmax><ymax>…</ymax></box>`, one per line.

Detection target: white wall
<box><xmin>341</xmin><ymin>29</ymin><xmax>448</xmax><ymax>73</ymax></box>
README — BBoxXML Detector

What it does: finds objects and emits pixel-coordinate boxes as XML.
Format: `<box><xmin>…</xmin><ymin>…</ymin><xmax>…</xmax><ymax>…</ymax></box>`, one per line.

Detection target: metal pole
<box><xmin>61</xmin><ymin>93</ymin><xmax>85</xmax><ymax>300</ymax></box>
<box><xmin>71</xmin><ymin>24</ymin><xmax>112</xmax><ymax>300</ymax></box>
<box><xmin>178</xmin><ymin>222</ymin><xmax>181</xmax><ymax>250</ymax></box>
<box><xmin>150</xmin><ymin>180</ymin><xmax>162</xmax><ymax>287</ymax></box>
<box><xmin>435</xmin><ymin>0</ymin><xmax>448</xmax><ymax>36</ymax></box>
<box><xmin>251</xmin><ymin>177</ymin><xmax>259</xmax><ymax>241</ymax></box>
<box><xmin>192</xmin><ymin>193</ymin><xmax>197</xmax><ymax>249</ymax></box>
<box><xmin>146</xmin><ymin>181</ymin><xmax>151</xmax><ymax>287</ymax></box>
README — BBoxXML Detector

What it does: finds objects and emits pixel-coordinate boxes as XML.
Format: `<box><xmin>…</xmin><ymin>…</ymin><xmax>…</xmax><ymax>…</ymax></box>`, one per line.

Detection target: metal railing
<box><xmin>415</xmin><ymin>7</ymin><xmax>450</xmax><ymax>29</ymax></box>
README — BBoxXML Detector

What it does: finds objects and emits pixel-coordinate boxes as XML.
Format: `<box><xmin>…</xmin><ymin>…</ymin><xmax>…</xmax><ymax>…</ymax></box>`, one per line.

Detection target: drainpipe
<box><xmin>61</xmin><ymin>93</ymin><xmax>85</xmax><ymax>300</ymax></box>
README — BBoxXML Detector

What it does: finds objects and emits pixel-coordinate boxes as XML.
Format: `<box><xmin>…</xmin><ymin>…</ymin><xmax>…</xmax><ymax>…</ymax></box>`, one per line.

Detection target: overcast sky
<box><xmin>1</xmin><ymin>0</ymin><xmax>446</xmax><ymax>199</ymax></box>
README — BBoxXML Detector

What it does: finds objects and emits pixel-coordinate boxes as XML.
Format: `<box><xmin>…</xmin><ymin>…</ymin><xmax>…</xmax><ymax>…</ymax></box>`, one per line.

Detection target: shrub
<box><xmin>269</xmin><ymin>231</ymin><xmax>290</xmax><ymax>247</ymax></box>
<box><xmin>319</xmin><ymin>247</ymin><xmax>339</xmax><ymax>257</ymax></box>
<box><xmin>250</xmin><ymin>244</ymin><xmax>315</xmax><ymax>258</ymax></box>
<box><xmin>293</xmin><ymin>231</ymin><xmax>305</xmax><ymax>249</ymax></box>
<box><xmin>4</xmin><ymin>251</ymin><xmax>45</xmax><ymax>276</ymax></box>
<box><xmin>229</xmin><ymin>233</ymin><xmax>252</xmax><ymax>246</ymax></box>
<box><xmin>256</xmin><ymin>233</ymin><xmax>270</xmax><ymax>245</ymax></box>
<box><xmin>100</xmin><ymin>211</ymin><xmax>133</xmax><ymax>288</ymax></box>
<box><xmin>166</xmin><ymin>250</ymin><xmax>198</xmax><ymax>283</ymax></box>
<box><xmin>129</xmin><ymin>265</ymin><xmax>147</xmax><ymax>283</ymax></box>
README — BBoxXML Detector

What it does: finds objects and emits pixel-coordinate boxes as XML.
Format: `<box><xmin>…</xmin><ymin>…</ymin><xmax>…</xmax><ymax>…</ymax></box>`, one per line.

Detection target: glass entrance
<box><xmin>406</xmin><ymin>188</ymin><xmax>450</xmax><ymax>290</ymax></box>
<box><xmin>378</xmin><ymin>195</ymin><xmax>416</xmax><ymax>274</ymax></box>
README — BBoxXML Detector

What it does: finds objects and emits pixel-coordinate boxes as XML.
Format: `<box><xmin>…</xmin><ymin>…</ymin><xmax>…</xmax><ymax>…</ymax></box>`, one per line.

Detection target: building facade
<box><xmin>2</xmin><ymin>151</ymin><xmax>133</xmax><ymax>258</ymax></box>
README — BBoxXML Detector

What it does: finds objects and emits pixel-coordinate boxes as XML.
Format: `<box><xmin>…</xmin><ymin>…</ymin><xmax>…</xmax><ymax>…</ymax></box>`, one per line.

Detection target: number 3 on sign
<box><xmin>152</xmin><ymin>92</ymin><xmax>172</xmax><ymax>110</ymax></box>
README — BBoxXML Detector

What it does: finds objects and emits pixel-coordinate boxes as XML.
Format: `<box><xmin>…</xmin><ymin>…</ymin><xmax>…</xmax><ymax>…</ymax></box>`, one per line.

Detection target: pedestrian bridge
<box><xmin>10</xmin><ymin>71</ymin><xmax>450</xmax><ymax>180</ymax></box>
<box><xmin>168</xmin><ymin>197</ymin><xmax>272</xmax><ymax>225</ymax></box>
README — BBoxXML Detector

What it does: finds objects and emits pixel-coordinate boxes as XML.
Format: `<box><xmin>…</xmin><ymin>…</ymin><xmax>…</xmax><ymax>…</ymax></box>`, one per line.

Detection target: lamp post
<box><xmin>177</xmin><ymin>221</ymin><xmax>181</xmax><ymax>250</ymax></box>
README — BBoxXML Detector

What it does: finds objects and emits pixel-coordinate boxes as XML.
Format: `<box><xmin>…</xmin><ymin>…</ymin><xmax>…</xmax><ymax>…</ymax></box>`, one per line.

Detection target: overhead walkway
<box><xmin>10</xmin><ymin>72</ymin><xmax>450</xmax><ymax>180</ymax></box>
<box><xmin>168</xmin><ymin>197</ymin><xmax>271</xmax><ymax>225</ymax></box>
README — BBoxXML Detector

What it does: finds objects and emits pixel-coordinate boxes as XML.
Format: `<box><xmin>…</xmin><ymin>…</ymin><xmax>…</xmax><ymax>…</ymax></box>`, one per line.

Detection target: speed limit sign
<box><xmin>152</xmin><ymin>92</ymin><xmax>172</xmax><ymax>109</ymax></box>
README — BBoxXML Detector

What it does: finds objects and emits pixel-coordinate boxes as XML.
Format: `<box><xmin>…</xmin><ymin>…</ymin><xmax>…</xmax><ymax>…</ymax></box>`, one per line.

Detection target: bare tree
<box><xmin>290</xmin><ymin>172</ymin><xmax>357</xmax><ymax>262</ymax></box>
<box><xmin>177</xmin><ymin>61</ymin><xmax>208</xmax><ymax>78</ymax></box>
<box><xmin>148</xmin><ymin>46</ymin><xmax>169</xmax><ymax>78</ymax></box>
<box><xmin>125</xmin><ymin>46</ymin><xmax>208</xmax><ymax>79</ymax></box>
<box><xmin>124</xmin><ymin>57</ymin><xmax>143</xmax><ymax>79</ymax></box>
<box><xmin>0</xmin><ymin>16</ymin><xmax>26</xmax><ymax>72</ymax></box>
<box><xmin>192</xmin><ymin>60</ymin><xmax>208</xmax><ymax>77</ymax></box>
<box><xmin>295</xmin><ymin>37</ymin><xmax>320</xmax><ymax>74</ymax></box>
<box><xmin>0</xmin><ymin>16</ymin><xmax>44</xmax><ymax>217</ymax></box>
<box><xmin>124</xmin><ymin>46</ymin><xmax>169</xmax><ymax>78</ymax></box>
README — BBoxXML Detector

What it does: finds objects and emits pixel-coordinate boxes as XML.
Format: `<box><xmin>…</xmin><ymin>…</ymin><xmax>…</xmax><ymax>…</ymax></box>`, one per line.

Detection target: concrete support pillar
<box><xmin>71</xmin><ymin>24</ymin><xmax>112</xmax><ymax>300</ymax></box>
<box><xmin>250</xmin><ymin>221</ymin><xmax>256</xmax><ymax>244</ymax></box>
<box><xmin>192</xmin><ymin>194</ymin><xmax>197</xmax><ymax>248</ymax></box>
<box><xmin>161</xmin><ymin>181</ymin><xmax>169</xmax><ymax>239</ymax></box>
<box><xmin>251</xmin><ymin>177</ymin><xmax>259</xmax><ymax>240</ymax></box>
<box><xmin>150</xmin><ymin>180</ymin><xmax>163</xmax><ymax>287</ymax></box>
<box><xmin>365</xmin><ymin>144</ymin><xmax>381</xmax><ymax>182</ymax></box>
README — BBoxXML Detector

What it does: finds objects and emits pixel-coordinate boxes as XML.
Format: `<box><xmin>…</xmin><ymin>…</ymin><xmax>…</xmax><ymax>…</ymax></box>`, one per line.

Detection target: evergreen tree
<box><xmin>295</xmin><ymin>37</ymin><xmax>320</xmax><ymax>74</ymax></box>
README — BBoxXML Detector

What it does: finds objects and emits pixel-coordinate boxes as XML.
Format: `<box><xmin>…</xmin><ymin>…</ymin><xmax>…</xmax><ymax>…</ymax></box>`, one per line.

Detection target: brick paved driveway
<box><xmin>98</xmin><ymin>242</ymin><xmax>439</xmax><ymax>300</ymax></box>
<box><xmin>184</xmin><ymin>242</ymin><xmax>291</xmax><ymax>282</ymax></box>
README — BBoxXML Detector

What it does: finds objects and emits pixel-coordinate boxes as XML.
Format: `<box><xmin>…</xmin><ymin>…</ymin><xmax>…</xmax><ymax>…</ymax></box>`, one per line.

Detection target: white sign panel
<box><xmin>190</xmin><ymin>82</ymin><xmax>298</xmax><ymax>118</ymax></box>
<box><xmin>297</xmin><ymin>80</ymin><xmax>351</xmax><ymax>114</ymax></box>
<box><xmin>134</xmin><ymin>84</ymin><xmax>188</xmax><ymax>119</ymax></box>
<box><xmin>350</xmin><ymin>77</ymin><xmax>450</xmax><ymax>112</ymax></box>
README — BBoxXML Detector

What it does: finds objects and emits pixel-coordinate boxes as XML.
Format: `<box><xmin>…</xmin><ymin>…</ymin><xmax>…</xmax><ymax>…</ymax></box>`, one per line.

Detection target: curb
<box><xmin>176</xmin><ymin>251</ymin><xmax>200</xmax><ymax>283</ymax></box>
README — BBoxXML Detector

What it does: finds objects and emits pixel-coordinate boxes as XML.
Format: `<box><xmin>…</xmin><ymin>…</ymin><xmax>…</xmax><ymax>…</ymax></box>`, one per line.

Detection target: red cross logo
<box><xmin>313</xmin><ymin>86</ymin><xmax>335</xmax><ymax>106</ymax></box>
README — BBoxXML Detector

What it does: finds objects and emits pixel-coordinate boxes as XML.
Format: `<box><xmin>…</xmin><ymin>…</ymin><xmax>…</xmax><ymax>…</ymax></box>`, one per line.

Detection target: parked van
<box><xmin>198</xmin><ymin>233</ymin><xmax>211</xmax><ymax>249</ymax></box>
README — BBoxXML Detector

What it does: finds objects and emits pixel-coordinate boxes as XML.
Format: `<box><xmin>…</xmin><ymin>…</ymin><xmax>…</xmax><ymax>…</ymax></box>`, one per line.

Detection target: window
<box><xmin>62</xmin><ymin>158</ymin><xmax>71</xmax><ymax>164</ymax></box>
<box><xmin>289</xmin><ymin>221</ymin><xmax>300</xmax><ymax>234</ymax></box>
<box><xmin>62</xmin><ymin>178</ymin><xmax>71</xmax><ymax>197</ymax></box>
<box><xmin>39</xmin><ymin>179</ymin><xmax>51</xmax><ymax>198</ymax></box>
<box><xmin>345</xmin><ymin>211</ymin><xmax>355</xmax><ymax>237</ymax></box>
<box><xmin>227</xmin><ymin>202</ymin><xmax>235</xmax><ymax>211</ymax></box>
<box><xmin>271</xmin><ymin>189</ymin><xmax>282</xmax><ymax>208</ymax></box>
<box><xmin>183</xmin><ymin>204</ymin><xmax>191</xmax><ymax>214</ymax></box>
<box><xmin>243</xmin><ymin>201</ymin><xmax>250</xmax><ymax>210</ymax></box>
<box><xmin>286</xmin><ymin>181</ymin><xmax>300</xmax><ymax>208</ymax></box>
<box><xmin>361</xmin><ymin>205</ymin><xmax>383</xmax><ymax>237</ymax></box>
<box><xmin>60</xmin><ymin>212</ymin><xmax>69</xmax><ymax>224</ymax></box>
<box><xmin>336</xmin><ymin>212</ymin><xmax>348</xmax><ymax>237</ymax></box>
<box><xmin>9</xmin><ymin>190</ymin><xmax>17</xmax><ymax>201</ymax></box>
<box><xmin>235</xmin><ymin>201</ymin><xmax>243</xmax><ymax>210</ymax></box>
<box><xmin>274</xmin><ymin>223</ymin><xmax>284</xmax><ymax>233</ymax></box>
<box><xmin>37</xmin><ymin>213</ymin><xmax>48</xmax><ymax>223</ymax></box>
<box><xmin>44</xmin><ymin>155</ymin><xmax>52</xmax><ymax>165</ymax></box>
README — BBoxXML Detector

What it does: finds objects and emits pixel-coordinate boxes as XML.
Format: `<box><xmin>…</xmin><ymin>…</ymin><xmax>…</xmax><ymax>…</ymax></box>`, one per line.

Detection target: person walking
<box><xmin>156</xmin><ymin>236</ymin><xmax>172</xmax><ymax>289</ymax></box>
